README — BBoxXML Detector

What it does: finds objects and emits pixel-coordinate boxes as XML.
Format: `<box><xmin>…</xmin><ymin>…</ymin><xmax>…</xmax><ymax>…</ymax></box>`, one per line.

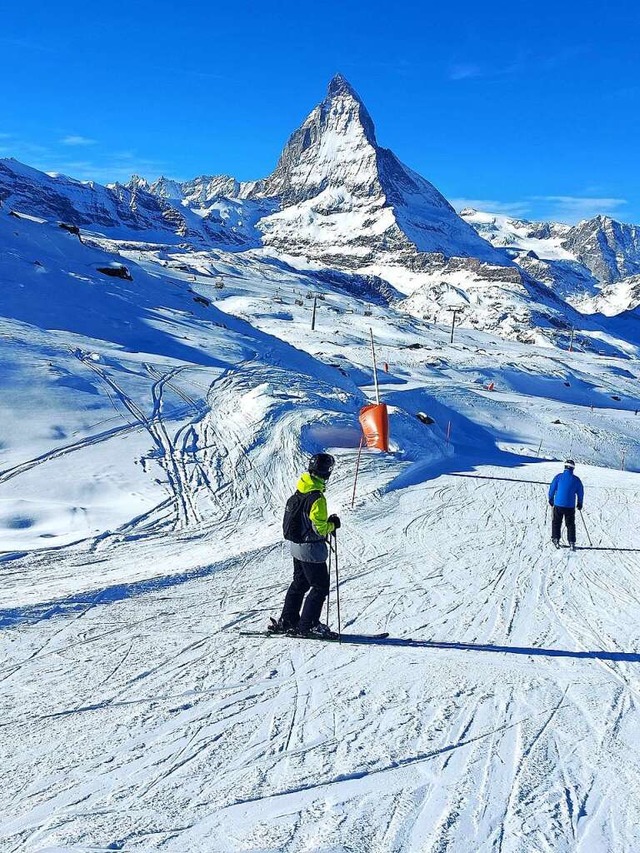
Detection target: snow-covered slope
<box><xmin>585</xmin><ymin>274</ymin><xmax>640</xmax><ymax>316</ymax></box>
<box><xmin>3</xmin><ymin>199</ymin><xmax>640</xmax><ymax>852</ymax></box>
<box><xmin>0</xmin><ymin>158</ymin><xmax>272</xmax><ymax>249</ymax></box>
<box><xmin>397</xmin><ymin>259</ymin><xmax>576</xmax><ymax>345</ymax></box>
<box><xmin>0</xmin><ymin>209</ymin><xmax>392</xmax><ymax>547</ymax></box>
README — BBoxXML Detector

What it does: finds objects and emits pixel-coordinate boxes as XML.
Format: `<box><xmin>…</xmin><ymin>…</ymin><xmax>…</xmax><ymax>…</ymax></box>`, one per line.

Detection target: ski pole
<box><xmin>579</xmin><ymin>509</ymin><xmax>593</xmax><ymax>547</ymax></box>
<box><xmin>333</xmin><ymin>531</ymin><xmax>342</xmax><ymax>643</ymax></box>
<box><xmin>326</xmin><ymin>532</ymin><xmax>331</xmax><ymax>626</ymax></box>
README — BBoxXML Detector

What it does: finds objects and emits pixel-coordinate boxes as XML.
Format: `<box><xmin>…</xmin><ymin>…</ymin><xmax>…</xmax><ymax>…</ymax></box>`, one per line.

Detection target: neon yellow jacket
<box><xmin>289</xmin><ymin>472</ymin><xmax>336</xmax><ymax>563</ymax></box>
<box><xmin>297</xmin><ymin>472</ymin><xmax>336</xmax><ymax>537</ymax></box>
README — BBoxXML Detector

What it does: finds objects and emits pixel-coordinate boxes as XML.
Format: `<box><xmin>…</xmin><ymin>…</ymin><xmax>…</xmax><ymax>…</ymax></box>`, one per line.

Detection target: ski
<box><xmin>239</xmin><ymin>630</ymin><xmax>390</xmax><ymax>644</ymax></box>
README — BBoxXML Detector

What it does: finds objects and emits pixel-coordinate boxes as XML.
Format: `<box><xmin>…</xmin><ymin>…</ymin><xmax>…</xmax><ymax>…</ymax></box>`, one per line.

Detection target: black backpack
<box><xmin>283</xmin><ymin>490</ymin><xmax>321</xmax><ymax>543</ymax></box>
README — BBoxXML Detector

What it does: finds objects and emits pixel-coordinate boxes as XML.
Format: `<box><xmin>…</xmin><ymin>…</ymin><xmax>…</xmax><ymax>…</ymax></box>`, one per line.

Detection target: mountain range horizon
<box><xmin>1</xmin><ymin>74</ymin><xmax>637</xmax><ymax>232</ymax></box>
<box><xmin>2</xmin><ymin>72</ymin><xmax>640</xmax><ymax>344</ymax></box>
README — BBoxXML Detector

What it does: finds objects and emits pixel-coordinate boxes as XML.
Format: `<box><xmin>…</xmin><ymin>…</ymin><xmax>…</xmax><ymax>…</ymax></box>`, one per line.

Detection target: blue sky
<box><xmin>1</xmin><ymin>0</ymin><xmax>639</xmax><ymax>224</ymax></box>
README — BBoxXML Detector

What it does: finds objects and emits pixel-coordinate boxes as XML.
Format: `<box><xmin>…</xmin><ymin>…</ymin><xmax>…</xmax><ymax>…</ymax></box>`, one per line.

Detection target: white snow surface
<box><xmin>459</xmin><ymin>209</ymin><xmax>574</xmax><ymax>261</ymax></box>
<box><xmin>3</xmin><ymin>203</ymin><xmax>640</xmax><ymax>853</ymax></box>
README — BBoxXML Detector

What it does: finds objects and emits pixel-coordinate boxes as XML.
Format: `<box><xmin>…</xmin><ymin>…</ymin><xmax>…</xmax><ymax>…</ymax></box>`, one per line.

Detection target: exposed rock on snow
<box><xmin>562</xmin><ymin>215</ymin><xmax>640</xmax><ymax>284</ymax></box>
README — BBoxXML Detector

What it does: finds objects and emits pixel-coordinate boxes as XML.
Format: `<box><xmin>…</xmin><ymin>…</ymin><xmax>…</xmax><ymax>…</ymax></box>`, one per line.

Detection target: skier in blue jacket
<box><xmin>548</xmin><ymin>459</ymin><xmax>584</xmax><ymax>550</ymax></box>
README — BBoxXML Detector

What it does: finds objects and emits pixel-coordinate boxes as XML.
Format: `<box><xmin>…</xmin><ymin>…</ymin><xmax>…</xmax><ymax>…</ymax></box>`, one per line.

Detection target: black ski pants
<box><xmin>552</xmin><ymin>506</ymin><xmax>576</xmax><ymax>544</ymax></box>
<box><xmin>280</xmin><ymin>558</ymin><xmax>330</xmax><ymax>631</ymax></box>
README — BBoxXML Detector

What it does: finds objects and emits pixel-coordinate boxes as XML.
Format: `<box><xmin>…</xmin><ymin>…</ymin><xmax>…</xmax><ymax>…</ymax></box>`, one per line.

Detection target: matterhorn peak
<box><xmin>256</xmin><ymin>75</ymin><xmax>504</xmax><ymax>272</ymax></box>
<box><xmin>327</xmin><ymin>73</ymin><xmax>360</xmax><ymax>100</ymax></box>
<box><xmin>260</xmin><ymin>74</ymin><xmax>379</xmax><ymax>204</ymax></box>
<box><xmin>320</xmin><ymin>73</ymin><xmax>377</xmax><ymax>146</ymax></box>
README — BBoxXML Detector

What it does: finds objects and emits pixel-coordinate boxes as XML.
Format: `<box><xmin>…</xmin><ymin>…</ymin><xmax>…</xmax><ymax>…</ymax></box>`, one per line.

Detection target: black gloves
<box><xmin>549</xmin><ymin>500</ymin><xmax>554</xmax><ymax>507</ymax></box>
<box><xmin>577</xmin><ymin>503</ymin><xmax>583</xmax><ymax>511</ymax></box>
<box><xmin>328</xmin><ymin>514</ymin><xmax>341</xmax><ymax>530</ymax></box>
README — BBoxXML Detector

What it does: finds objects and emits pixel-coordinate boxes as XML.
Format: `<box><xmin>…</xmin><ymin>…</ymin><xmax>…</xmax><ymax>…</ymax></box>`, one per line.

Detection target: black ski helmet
<box><xmin>564</xmin><ymin>458</ymin><xmax>575</xmax><ymax>469</ymax></box>
<box><xmin>308</xmin><ymin>452</ymin><xmax>335</xmax><ymax>480</ymax></box>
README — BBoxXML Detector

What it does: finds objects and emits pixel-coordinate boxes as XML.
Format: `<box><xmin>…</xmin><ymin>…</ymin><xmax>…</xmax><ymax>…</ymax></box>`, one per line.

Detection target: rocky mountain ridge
<box><xmin>460</xmin><ymin>208</ymin><xmax>640</xmax><ymax>313</ymax></box>
<box><xmin>461</xmin><ymin>208</ymin><xmax>640</xmax><ymax>286</ymax></box>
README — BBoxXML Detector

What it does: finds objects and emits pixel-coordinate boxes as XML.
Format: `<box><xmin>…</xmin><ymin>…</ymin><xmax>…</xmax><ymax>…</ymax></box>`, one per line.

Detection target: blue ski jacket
<box><xmin>549</xmin><ymin>470</ymin><xmax>584</xmax><ymax>508</ymax></box>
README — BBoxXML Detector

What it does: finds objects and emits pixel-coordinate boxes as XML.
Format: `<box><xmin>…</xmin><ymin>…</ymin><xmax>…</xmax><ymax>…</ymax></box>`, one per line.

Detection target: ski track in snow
<box><xmin>3</xmin><ymin>468</ymin><xmax>640</xmax><ymax>852</ymax></box>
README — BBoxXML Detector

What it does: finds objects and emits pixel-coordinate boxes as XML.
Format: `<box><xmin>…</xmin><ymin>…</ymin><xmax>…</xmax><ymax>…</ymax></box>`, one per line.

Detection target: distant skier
<box><xmin>548</xmin><ymin>459</ymin><xmax>584</xmax><ymax>551</ymax></box>
<box><xmin>270</xmin><ymin>453</ymin><xmax>341</xmax><ymax>638</ymax></box>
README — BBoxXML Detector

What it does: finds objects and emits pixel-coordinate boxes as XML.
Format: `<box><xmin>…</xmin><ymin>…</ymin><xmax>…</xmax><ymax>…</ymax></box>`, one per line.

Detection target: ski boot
<box><xmin>268</xmin><ymin>617</ymin><xmax>294</xmax><ymax>634</ymax></box>
<box><xmin>299</xmin><ymin>621</ymin><xmax>340</xmax><ymax>640</ymax></box>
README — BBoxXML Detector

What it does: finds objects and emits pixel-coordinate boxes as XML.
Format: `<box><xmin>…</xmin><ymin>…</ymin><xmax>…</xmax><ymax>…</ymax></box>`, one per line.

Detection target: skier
<box><xmin>548</xmin><ymin>459</ymin><xmax>584</xmax><ymax>551</ymax></box>
<box><xmin>270</xmin><ymin>453</ymin><xmax>341</xmax><ymax>638</ymax></box>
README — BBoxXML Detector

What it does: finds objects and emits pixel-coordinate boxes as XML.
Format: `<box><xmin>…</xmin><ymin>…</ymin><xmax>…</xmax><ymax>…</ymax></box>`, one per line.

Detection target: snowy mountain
<box><xmin>461</xmin><ymin>208</ymin><xmax>640</xmax><ymax>314</ymax></box>
<box><xmin>459</xmin><ymin>208</ymin><xmax>572</xmax><ymax>259</ymax></box>
<box><xmin>564</xmin><ymin>214</ymin><xmax>640</xmax><ymax>283</ymax></box>
<box><xmin>250</xmin><ymin>75</ymin><xmax>505</xmax><ymax>272</ymax></box>
<box><xmin>0</xmin><ymin>158</ymin><xmax>187</xmax><ymax>238</ymax></box>
<box><xmin>129</xmin><ymin>75</ymin><xmax>504</xmax><ymax>276</ymax></box>
<box><xmin>3</xmin><ymin>75</ymin><xmax>640</xmax><ymax>347</ymax></box>
<box><xmin>0</xmin><ymin>158</ymin><xmax>272</xmax><ymax>248</ymax></box>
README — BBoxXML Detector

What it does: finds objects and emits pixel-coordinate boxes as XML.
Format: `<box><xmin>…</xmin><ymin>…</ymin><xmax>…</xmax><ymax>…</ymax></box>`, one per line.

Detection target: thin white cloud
<box><xmin>448</xmin><ymin>63</ymin><xmax>483</xmax><ymax>81</ymax></box>
<box><xmin>452</xmin><ymin>196</ymin><xmax>631</xmax><ymax>225</ymax></box>
<box><xmin>61</xmin><ymin>135</ymin><xmax>97</xmax><ymax>147</ymax></box>
<box><xmin>46</xmin><ymin>154</ymin><xmax>169</xmax><ymax>184</ymax></box>
<box><xmin>448</xmin><ymin>57</ymin><xmax>527</xmax><ymax>81</ymax></box>
<box><xmin>12</xmin><ymin>141</ymin><xmax>168</xmax><ymax>184</ymax></box>
<box><xmin>451</xmin><ymin>198</ymin><xmax>533</xmax><ymax>217</ymax></box>
<box><xmin>448</xmin><ymin>46</ymin><xmax>588</xmax><ymax>83</ymax></box>
<box><xmin>533</xmin><ymin>195</ymin><xmax>628</xmax><ymax>223</ymax></box>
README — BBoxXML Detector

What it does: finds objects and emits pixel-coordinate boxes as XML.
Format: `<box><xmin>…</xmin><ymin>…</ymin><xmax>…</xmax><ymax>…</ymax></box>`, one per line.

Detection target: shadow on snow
<box><xmin>0</xmin><ymin>546</ymin><xmax>272</xmax><ymax>630</ymax></box>
<box><xmin>316</xmin><ymin>635</ymin><xmax>640</xmax><ymax>663</ymax></box>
